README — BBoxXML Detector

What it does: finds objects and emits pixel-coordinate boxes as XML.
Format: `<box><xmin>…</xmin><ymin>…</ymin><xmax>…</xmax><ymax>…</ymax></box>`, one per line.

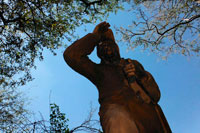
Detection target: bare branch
<box><xmin>116</xmin><ymin>0</ymin><xmax>200</xmax><ymax>56</ymax></box>
<box><xmin>159</xmin><ymin>14</ymin><xmax>200</xmax><ymax>36</ymax></box>
<box><xmin>70</xmin><ymin>105</ymin><xmax>102</xmax><ymax>133</ymax></box>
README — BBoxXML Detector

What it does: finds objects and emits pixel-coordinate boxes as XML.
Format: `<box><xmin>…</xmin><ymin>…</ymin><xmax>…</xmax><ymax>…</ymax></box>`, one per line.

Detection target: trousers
<box><xmin>100</xmin><ymin>104</ymin><xmax>139</xmax><ymax>133</ymax></box>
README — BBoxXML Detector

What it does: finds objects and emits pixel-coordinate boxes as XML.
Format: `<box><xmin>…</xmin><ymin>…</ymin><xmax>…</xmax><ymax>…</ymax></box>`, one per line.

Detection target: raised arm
<box><xmin>63</xmin><ymin>22</ymin><xmax>110</xmax><ymax>82</ymax></box>
<box><xmin>63</xmin><ymin>33</ymin><xmax>99</xmax><ymax>81</ymax></box>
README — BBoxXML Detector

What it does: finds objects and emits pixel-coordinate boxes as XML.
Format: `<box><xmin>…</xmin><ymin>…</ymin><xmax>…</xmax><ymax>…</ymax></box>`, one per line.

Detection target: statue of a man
<box><xmin>64</xmin><ymin>22</ymin><xmax>171</xmax><ymax>133</ymax></box>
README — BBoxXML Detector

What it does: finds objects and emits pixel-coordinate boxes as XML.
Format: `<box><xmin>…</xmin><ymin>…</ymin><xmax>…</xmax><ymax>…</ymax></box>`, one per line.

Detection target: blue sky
<box><xmin>21</xmin><ymin>7</ymin><xmax>200</xmax><ymax>133</ymax></box>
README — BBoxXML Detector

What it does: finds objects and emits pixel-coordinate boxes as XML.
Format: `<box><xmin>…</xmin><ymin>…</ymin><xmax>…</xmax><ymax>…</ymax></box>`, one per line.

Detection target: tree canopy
<box><xmin>0</xmin><ymin>0</ymin><xmax>123</xmax><ymax>88</ymax></box>
<box><xmin>0</xmin><ymin>88</ymin><xmax>29</xmax><ymax>132</ymax></box>
<box><xmin>1</xmin><ymin>0</ymin><xmax>199</xmax><ymax>88</ymax></box>
<box><xmin>117</xmin><ymin>0</ymin><xmax>200</xmax><ymax>58</ymax></box>
<box><xmin>1</xmin><ymin>0</ymin><xmax>199</xmax><ymax>132</ymax></box>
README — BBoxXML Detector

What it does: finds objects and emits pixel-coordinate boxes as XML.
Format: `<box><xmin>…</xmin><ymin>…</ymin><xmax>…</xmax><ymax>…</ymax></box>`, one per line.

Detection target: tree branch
<box><xmin>158</xmin><ymin>14</ymin><xmax>200</xmax><ymax>36</ymax></box>
<box><xmin>0</xmin><ymin>10</ymin><xmax>22</xmax><ymax>25</ymax></box>
<box><xmin>70</xmin><ymin>105</ymin><xmax>101</xmax><ymax>133</ymax></box>
<box><xmin>80</xmin><ymin>0</ymin><xmax>104</xmax><ymax>6</ymax></box>
<box><xmin>80</xmin><ymin>0</ymin><xmax>105</xmax><ymax>13</ymax></box>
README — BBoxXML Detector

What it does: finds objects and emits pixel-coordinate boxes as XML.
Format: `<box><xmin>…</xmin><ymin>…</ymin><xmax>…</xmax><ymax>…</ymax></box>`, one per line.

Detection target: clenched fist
<box><xmin>123</xmin><ymin>59</ymin><xmax>136</xmax><ymax>79</ymax></box>
<box><xmin>93</xmin><ymin>22</ymin><xmax>115</xmax><ymax>42</ymax></box>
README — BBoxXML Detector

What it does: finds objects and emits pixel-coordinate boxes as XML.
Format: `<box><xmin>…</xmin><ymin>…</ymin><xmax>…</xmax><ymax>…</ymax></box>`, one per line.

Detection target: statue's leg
<box><xmin>100</xmin><ymin>104</ymin><xmax>139</xmax><ymax>133</ymax></box>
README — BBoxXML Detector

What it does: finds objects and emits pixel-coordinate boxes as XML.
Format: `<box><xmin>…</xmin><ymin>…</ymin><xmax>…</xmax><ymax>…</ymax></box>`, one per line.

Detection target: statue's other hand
<box><xmin>124</xmin><ymin>63</ymin><xmax>136</xmax><ymax>78</ymax></box>
<box><xmin>93</xmin><ymin>21</ymin><xmax>110</xmax><ymax>38</ymax></box>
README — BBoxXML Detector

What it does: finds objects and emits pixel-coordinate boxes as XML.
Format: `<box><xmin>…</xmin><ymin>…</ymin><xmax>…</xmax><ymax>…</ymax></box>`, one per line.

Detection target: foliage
<box><xmin>49</xmin><ymin>103</ymin><xmax>102</xmax><ymax>133</ymax></box>
<box><xmin>0</xmin><ymin>88</ymin><xmax>29</xmax><ymax>132</ymax></box>
<box><xmin>0</xmin><ymin>0</ymin><xmax>123</xmax><ymax>88</ymax></box>
<box><xmin>0</xmin><ymin>102</ymin><xmax>102</xmax><ymax>133</ymax></box>
<box><xmin>117</xmin><ymin>0</ymin><xmax>200</xmax><ymax>57</ymax></box>
<box><xmin>50</xmin><ymin>103</ymin><xmax>70</xmax><ymax>133</ymax></box>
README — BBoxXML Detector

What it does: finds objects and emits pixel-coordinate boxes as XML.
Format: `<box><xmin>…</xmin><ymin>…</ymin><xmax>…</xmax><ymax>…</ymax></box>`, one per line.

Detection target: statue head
<box><xmin>97</xmin><ymin>29</ymin><xmax>120</xmax><ymax>64</ymax></box>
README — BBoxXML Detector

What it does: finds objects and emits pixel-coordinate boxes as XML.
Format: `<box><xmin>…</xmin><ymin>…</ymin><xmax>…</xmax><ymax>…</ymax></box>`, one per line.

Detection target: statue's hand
<box><xmin>93</xmin><ymin>21</ymin><xmax>110</xmax><ymax>39</ymax></box>
<box><xmin>124</xmin><ymin>61</ymin><xmax>136</xmax><ymax>78</ymax></box>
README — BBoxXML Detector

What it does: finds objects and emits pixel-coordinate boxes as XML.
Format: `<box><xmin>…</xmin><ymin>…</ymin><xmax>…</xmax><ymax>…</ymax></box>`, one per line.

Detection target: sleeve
<box><xmin>133</xmin><ymin>60</ymin><xmax>161</xmax><ymax>103</ymax></box>
<box><xmin>63</xmin><ymin>33</ymin><xmax>100</xmax><ymax>83</ymax></box>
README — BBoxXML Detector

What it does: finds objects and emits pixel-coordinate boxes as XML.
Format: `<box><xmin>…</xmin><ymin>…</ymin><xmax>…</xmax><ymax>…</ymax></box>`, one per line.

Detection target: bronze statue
<box><xmin>64</xmin><ymin>22</ymin><xmax>171</xmax><ymax>133</ymax></box>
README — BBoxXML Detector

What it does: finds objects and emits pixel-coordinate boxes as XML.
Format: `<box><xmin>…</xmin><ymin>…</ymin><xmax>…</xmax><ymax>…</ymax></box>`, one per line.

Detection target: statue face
<box><xmin>97</xmin><ymin>40</ymin><xmax>120</xmax><ymax>64</ymax></box>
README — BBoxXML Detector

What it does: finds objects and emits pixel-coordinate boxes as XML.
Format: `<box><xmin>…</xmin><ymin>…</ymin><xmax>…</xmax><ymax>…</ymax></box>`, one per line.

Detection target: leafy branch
<box><xmin>0</xmin><ymin>0</ymin><xmax>122</xmax><ymax>88</ymax></box>
<box><xmin>116</xmin><ymin>0</ymin><xmax>200</xmax><ymax>57</ymax></box>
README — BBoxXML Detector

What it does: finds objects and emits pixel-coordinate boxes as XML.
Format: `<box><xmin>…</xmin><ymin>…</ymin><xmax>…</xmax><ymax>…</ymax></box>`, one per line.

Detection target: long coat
<box><xmin>64</xmin><ymin>33</ymin><xmax>171</xmax><ymax>133</ymax></box>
